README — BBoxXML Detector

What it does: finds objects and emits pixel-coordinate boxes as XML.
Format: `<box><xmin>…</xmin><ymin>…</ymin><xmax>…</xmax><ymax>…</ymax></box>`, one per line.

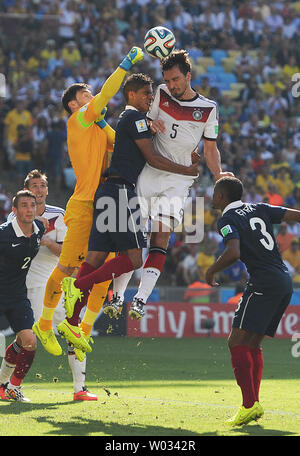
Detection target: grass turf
<box><xmin>0</xmin><ymin>336</ymin><xmax>299</xmax><ymax>437</ymax></box>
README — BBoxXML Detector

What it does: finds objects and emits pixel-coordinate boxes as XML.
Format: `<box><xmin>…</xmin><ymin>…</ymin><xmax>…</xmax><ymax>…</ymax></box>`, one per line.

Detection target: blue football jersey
<box><xmin>104</xmin><ymin>107</ymin><xmax>152</xmax><ymax>185</ymax></box>
<box><xmin>0</xmin><ymin>218</ymin><xmax>44</xmax><ymax>299</ymax></box>
<box><xmin>217</xmin><ymin>202</ymin><xmax>288</xmax><ymax>283</ymax></box>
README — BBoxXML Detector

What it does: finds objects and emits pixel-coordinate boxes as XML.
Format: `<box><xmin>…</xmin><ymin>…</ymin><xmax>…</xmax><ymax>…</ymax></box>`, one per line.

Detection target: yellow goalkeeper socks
<box><xmin>40</xmin><ymin>267</ymin><xmax>67</xmax><ymax>331</ymax></box>
<box><xmin>80</xmin><ymin>280</ymin><xmax>111</xmax><ymax>336</ymax></box>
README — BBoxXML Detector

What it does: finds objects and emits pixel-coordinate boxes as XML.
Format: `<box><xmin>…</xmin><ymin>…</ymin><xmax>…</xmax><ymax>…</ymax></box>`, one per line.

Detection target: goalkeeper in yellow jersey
<box><xmin>33</xmin><ymin>47</ymin><xmax>144</xmax><ymax>360</ymax></box>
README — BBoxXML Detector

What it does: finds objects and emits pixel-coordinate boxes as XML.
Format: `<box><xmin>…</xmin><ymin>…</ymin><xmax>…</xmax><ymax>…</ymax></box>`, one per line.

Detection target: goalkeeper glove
<box><xmin>95</xmin><ymin>107</ymin><xmax>107</xmax><ymax>128</ymax></box>
<box><xmin>120</xmin><ymin>47</ymin><xmax>144</xmax><ymax>71</ymax></box>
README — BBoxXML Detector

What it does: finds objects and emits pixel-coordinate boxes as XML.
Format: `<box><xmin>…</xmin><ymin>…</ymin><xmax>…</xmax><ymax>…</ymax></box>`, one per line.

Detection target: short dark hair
<box><xmin>12</xmin><ymin>190</ymin><xmax>36</xmax><ymax>209</ymax></box>
<box><xmin>215</xmin><ymin>177</ymin><xmax>244</xmax><ymax>202</ymax></box>
<box><xmin>61</xmin><ymin>83</ymin><xmax>90</xmax><ymax>114</ymax></box>
<box><xmin>122</xmin><ymin>73</ymin><xmax>153</xmax><ymax>103</ymax></box>
<box><xmin>161</xmin><ymin>49</ymin><xmax>192</xmax><ymax>76</ymax></box>
<box><xmin>24</xmin><ymin>169</ymin><xmax>48</xmax><ymax>189</ymax></box>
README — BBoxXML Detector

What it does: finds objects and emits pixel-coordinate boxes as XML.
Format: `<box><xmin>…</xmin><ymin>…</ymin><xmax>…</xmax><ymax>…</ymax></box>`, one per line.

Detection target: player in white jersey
<box><xmin>4</xmin><ymin>170</ymin><xmax>97</xmax><ymax>401</ymax></box>
<box><xmin>104</xmin><ymin>50</ymin><xmax>234</xmax><ymax>319</ymax></box>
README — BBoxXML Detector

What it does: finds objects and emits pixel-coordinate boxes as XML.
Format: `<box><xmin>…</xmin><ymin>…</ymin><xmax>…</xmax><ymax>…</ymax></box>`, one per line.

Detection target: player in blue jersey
<box><xmin>0</xmin><ymin>190</ymin><xmax>44</xmax><ymax>401</ymax></box>
<box><xmin>56</xmin><ymin>72</ymin><xmax>199</xmax><ymax>349</ymax></box>
<box><xmin>206</xmin><ymin>176</ymin><xmax>300</xmax><ymax>426</ymax></box>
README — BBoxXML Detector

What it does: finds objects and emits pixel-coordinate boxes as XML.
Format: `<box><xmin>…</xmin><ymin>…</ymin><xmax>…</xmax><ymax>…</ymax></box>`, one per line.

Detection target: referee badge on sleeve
<box><xmin>135</xmin><ymin>119</ymin><xmax>148</xmax><ymax>133</ymax></box>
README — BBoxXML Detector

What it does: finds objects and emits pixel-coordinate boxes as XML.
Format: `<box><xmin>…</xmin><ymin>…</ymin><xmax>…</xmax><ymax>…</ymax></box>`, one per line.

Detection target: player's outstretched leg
<box><xmin>32</xmin><ymin>320</ymin><xmax>62</xmax><ymax>356</ymax></box>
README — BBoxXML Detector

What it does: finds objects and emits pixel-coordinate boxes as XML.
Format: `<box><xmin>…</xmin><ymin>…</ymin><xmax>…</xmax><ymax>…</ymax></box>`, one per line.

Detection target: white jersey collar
<box><xmin>125</xmin><ymin>105</ymin><xmax>138</xmax><ymax>111</ymax></box>
<box><xmin>11</xmin><ymin>217</ymin><xmax>40</xmax><ymax>237</ymax></box>
<box><xmin>222</xmin><ymin>200</ymin><xmax>244</xmax><ymax>216</ymax></box>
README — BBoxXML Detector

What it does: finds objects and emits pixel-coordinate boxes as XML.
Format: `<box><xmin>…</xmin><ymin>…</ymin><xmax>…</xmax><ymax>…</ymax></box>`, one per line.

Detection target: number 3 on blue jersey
<box><xmin>249</xmin><ymin>217</ymin><xmax>274</xmax><ymax>251</ymax></box>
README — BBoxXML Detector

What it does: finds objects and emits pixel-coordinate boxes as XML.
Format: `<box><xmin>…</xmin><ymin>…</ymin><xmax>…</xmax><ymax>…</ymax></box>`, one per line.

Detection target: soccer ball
<box><xmin>144</xmin><ymin>26</ymin><xmax>176</xmax><ymax>59</ymax></box>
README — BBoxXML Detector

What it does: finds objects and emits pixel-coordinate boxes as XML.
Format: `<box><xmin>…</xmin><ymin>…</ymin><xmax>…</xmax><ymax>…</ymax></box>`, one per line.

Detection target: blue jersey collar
<box><xmin>222</xmin><ymin>200</ymin><xmax>243</xmax><ymax>216</ymax></box>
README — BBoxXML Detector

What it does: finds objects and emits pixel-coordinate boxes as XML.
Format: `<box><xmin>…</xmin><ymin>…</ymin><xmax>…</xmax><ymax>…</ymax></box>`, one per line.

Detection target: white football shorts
<box><xmin>27</xmin><ymin>286</ymin><xmax>66</xmax><ymax>327</ymax></box>
<box><xmin>136</xmin><ymin>164</ymin><xmax>195</xmax><ymax>230</ymax></box>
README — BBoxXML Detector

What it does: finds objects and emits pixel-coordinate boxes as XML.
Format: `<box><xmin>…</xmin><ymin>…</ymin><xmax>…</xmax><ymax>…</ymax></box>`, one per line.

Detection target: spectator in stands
<box><xmin>61</xmin><ymin>41</ymin><xmax>81</xmax><ymax>66</ymax></box>
<box><xmin>0</xmin><ymin>185</ymin><xmax>11</xmax><ymax>222</ymax></box>
<box><xmin>265</xmin><ymin>182</ymin><xmax>284</xmax><ymax>206</ymax></box>
<box><xmin>176</xmin><ymin>244</ymin><xmax>200</xmax><ymax>286</ymax></box>
<box><xmin>40</xmin><ymin>39</ymin><xmax>57</xmax><ymax>62</ymax></box>
<box><xmin>44</xmin><ymin>120</ymin><xmax>67</xmax><ymax>188</ymax></box>
<box><xmin>282</xmin><ymin>137</ymin><xmax>298</xmax><ymax>165</ymax></box>
<box><xmin>286</xmin><ymin>185</ymin><xmax>300</xmax><ymax>208</ymax></box>
<box><xmin>274</xmin><ymin>167</ymin><xmax>294</xmax><ymax>200</ymax></box>
<box><xmin>196</xmin><ymin>76</ymin><xmax>211</xmax><ymax>99</ymax></box>
<box><xmin>32</xmin><ymin>116</ymin><xmax>48</xmax><ymax>170</ymax></box>
<box><xmin>251</xmin><ymin>148</ymin><xmax>265</xmax><ymax>174</ymax></box>
<box><xmin>265</xmin><ymin>4</ymin><xmax>284</xmax><ymax>32</ymax></box>
<box><xmin>282</xmin><ymin>238</ymin><xmax>300</xmax><ymax>283</ymax></box>
<box><xmin>276</xmin><ymin>222</ymin><xmax>296</xmax><ymax>253</ymax></box>
<box><xmin>58</xmin><ymin>0</ymin><xmax>78</xmax><ymax>43</ymax></box>
<box><xmin>197</xmin><ymin>238</ymin><xmax>218</xmax><ymax>282</ymax></box>
<box><xmin>244</xmin><ymin>183</ymin><xmax>263</xmax><ymax>204</ymax></box>
<box><xmin>3</xmin><ymin>99</ymin><xmax>33</xmax><ymax>167</ymax></box>
<box><xmin>14</xmin><ymin>124</ymin><xmax>34</xmax><ymax>186</ymax></box>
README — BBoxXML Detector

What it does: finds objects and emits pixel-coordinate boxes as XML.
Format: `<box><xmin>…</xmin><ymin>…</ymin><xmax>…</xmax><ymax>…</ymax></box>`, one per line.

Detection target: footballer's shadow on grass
<box><xmin>35</xmin><ymin>415</ymin><xmax>208</xmax><ymax>437</ymax></box>
<box><xmin>231</xmin><ymin>424</ymin><xmax>296</xmax><ymax>437</ymax></box>
<box><xmin>0</xmin><ymin>401</ymin><xmax>75</xmax><ymax>414</ymax></box>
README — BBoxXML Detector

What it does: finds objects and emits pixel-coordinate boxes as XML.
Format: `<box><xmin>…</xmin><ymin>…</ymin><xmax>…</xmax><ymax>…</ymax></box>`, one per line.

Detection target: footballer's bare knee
<box><xmin>17</xmin><ymin>330</ymin><xmax>37</xmax><ymax>351</ymax></box>
<box><xmin>126</xmin><ymin>249</ymin><xmax>143</xmax><ymax>269</ymax></box>
<box><xmin>150</xmin><ymin>226</ymin><xmax>170</xmax><ymax>250</ymax></box>
<box><xmin>85</xmin><ymin>251</ymin><xmax>109</xmax><ymax>268</ymax></box>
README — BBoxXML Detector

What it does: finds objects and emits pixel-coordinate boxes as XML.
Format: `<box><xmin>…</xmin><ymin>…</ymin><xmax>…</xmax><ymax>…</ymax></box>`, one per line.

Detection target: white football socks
<box><xmin>0</xmin><ymin>359</ymin><xmax>15</xmax><ymax>384</ymax></box>
<box><xmin>113</xmin><ymin>270</ymin><xmax>134</xmax><ymax>301</ymax></box>
<box><xmin>68</xmin><ymin>351</ymin><xmax>87</xmax><ymax>393</ymax></box>
<box><xmin>134</xmin><ymin>266</ymin><xmax>161</xmax><ymax>303</ymax></box>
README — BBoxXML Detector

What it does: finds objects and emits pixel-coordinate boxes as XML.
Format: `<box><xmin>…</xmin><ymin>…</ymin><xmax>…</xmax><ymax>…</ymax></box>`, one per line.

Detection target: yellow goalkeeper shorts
<box><xmin>59</xmin><ymin>198</ymin><xmax>115</xmax><ymax>269</ymax></box>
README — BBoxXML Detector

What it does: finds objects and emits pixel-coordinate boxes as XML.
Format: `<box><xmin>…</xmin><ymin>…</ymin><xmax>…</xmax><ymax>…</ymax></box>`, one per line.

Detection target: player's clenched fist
<box><xmin>120</xmin><ymin>47</ymin><xmax>144</xmax><ymax>71</ymax></box>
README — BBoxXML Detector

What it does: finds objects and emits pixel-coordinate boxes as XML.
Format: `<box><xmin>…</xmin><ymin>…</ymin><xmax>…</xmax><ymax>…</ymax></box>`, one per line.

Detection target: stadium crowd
<box><xmin>0</xmin><ymin>0</ymin><xmax>299</xmax><ymax>288</ymax></box>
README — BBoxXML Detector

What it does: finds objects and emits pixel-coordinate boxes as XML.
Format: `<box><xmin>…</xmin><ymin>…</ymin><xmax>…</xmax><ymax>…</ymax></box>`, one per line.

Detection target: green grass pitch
<box><xmin>0</xmin><ymin>336</ymin><xmax>299</xmax><ymax>436</ymax></box>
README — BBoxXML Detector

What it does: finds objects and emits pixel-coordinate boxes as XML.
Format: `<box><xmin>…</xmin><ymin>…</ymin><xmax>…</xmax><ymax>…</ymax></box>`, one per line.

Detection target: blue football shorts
<box><xmin>232</xmin><ymin>271</ymin><xmax>293</xmax><ymax>337</ymax></box>
<box><xmin>0</xmin><ymin>295</ymin><xmax>34</xmax><ymax>334</ymax></box>
<box><xmin>88</xmin><ymin>181</ymin><xmax>147</xmax><ymax>252</ymax></box>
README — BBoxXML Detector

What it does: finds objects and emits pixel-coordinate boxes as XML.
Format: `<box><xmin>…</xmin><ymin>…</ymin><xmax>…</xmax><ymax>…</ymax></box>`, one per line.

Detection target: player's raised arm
<box><xmin>282</xmin><ymin>207</ymin><xmax>300</xmax><ymax>223</ymax></box>
<box><xmin>135</xmin><ymin>137</ymin><xmax>199</xmax><ymax>176</ymax></box>
<box><xmin>82</xmin><ymin>47</ymin><xmax>144</xmax><ymax>124</ymax></box>
<box><xmin>95</xmin><ymin>107</ymin><xmax>116</xmax><ymax>146</ymax></box>
<box><xmin>203</xmin><ymin>138</ymin><xmax>234</xmax><ymax>180</ymax></box>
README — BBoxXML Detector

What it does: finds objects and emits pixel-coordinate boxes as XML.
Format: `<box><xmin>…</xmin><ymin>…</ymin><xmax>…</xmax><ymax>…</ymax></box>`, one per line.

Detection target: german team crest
<box><xmin>192</xmin><ymin>109</ymin><xmax>202</xmax><ymax>121</ymax></box>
